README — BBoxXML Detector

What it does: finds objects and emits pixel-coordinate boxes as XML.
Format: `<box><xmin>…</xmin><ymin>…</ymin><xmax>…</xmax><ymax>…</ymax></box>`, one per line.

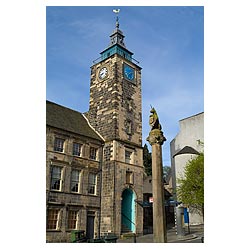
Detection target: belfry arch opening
<box><xmin>121</xmin><ymin>188</ymin><xmax>136</xmax><ymax>233</ymax></box>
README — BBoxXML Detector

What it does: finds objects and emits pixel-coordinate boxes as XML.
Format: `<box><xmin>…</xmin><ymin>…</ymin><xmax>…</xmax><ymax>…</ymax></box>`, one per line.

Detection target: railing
<box><xmin>92</xmin><ymin>56</ymin><xmax>140</xmax><ymax>65</ymax></box>
<box><xmin>132</xmin><ymin>58</ymin><xmax>140</xmax><ymax>65</ymax></box>
<box><xmin>121</xmin><ymin>212</ymin><xmax>136</xmax><ymax>226</ymax></box>
<box><xmin>121</xmin><ymin>213</ymin><xmax>136</xmax><ymax>243</ymax></box>
<box><xmin>92</xmin><ymin>56</ymin><xmax>102</xmax><ymax>64</ymax></box>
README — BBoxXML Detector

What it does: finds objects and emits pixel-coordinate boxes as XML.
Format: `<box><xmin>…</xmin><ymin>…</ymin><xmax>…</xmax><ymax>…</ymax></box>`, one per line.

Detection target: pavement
<box><xmin>117</xmin><ymin>224</ymin><xmax>204</xmax><ymax>243</ymax></box>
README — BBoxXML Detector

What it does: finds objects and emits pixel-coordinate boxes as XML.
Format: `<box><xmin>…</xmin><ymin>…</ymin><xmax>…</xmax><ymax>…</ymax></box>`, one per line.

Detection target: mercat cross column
<box><xmin>147</xmin><ymin>107</ymin><xmax>167</xmax><ymax>243</ymax></box>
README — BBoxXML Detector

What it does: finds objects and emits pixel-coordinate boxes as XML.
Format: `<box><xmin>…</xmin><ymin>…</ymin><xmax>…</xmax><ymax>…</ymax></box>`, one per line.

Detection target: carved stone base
<box><xmin>147</xmin><ymin>129</ymin><xmax>166</xmax><ymax>146</ymax></box>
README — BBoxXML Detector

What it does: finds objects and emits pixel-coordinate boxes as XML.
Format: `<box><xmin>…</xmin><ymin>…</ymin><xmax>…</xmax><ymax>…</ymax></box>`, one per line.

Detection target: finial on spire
<box><xmin>113</xmin><ymin>9</ymin><xmax>120</xmax><ymax>28</ymax></box>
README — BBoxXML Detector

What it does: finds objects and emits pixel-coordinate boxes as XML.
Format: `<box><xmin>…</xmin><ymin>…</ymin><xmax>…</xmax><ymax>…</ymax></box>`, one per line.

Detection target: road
<box><xmin>176</xmin><ymin>235</ymin><xmax>204</xmax><ymax>243</ymax></box>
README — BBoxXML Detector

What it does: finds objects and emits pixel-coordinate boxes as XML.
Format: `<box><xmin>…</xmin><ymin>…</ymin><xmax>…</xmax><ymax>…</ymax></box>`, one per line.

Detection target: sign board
<box><xmin>149</xmin><ymin>197</ymin><xmax>153</xmax><ymax>203</ymax></box>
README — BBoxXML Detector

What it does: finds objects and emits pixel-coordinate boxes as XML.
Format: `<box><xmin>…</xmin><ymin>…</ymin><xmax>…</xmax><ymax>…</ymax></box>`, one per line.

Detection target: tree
<box><xmin>177</xmin><ymin>153</ymin><xmax>204</xmax><ymax>217</ymax></box>
<box><xmin>143</xmin><ymin>144</ymin><xmax>152</xmax><ymax>176</ymax></box>
<box><xmin>163</xmin><ymin>166</ymin><xmax>171</xmax><ymax>183</ymax></box>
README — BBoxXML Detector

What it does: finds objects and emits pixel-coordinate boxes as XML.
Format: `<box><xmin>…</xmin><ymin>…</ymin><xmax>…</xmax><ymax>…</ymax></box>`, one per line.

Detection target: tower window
<box><xmin>126</xmin><ymin>171</ymin><xmax>133</xmax><ymax>184</ymax></box>
<box><xmin>127</xmin><ymin>120</ymin><xmax>132</xmax><ymax>134</ymax></box>
<box><xmin>125</xmin><ymin>150</ymin><xmax>133</xmax><ymax>164</ymax></box>
<box><xmin>127</xmin><ymin>99</ymin><xmax>133</xmax><ymax>112</ymax></box>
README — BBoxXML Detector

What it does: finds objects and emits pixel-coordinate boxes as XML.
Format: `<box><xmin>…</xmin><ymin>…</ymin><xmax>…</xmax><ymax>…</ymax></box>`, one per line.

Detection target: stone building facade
<box><xmin>46</xmin><ymin>101</ymin><xmax>104</xmax><ymax>242</ymax></box>
<box><xmin>170</xmin><ymin>112</ymin><xmax>204</xmax><ymax>225</ymax></box>
<box><xmin>46</xmin><ymin>17</ymin><xmax>144</xmax><ymax>242</ymax></box>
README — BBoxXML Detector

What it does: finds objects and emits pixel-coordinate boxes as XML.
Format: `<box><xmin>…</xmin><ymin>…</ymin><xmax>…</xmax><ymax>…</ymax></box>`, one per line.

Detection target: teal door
<box><xmin>121</xmin><ymin>189</ymin><xmax>136</xmax><ymax>233</ymax></box>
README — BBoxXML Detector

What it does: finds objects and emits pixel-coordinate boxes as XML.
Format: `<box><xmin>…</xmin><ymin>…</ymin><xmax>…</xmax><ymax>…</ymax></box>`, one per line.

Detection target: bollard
<box><xmin>133</xmin><ymin>233</ymin><xmax>136</xmax><ymax>243</ymax></box>
<box><xmin>176</xmin><ymin>205</ymin><xmax>185</xmax><ymax>236</ymax></box>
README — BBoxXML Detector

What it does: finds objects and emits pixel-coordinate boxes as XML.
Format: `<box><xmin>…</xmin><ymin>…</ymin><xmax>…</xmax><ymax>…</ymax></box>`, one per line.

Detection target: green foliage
<box><xmin>163</xmin><ymin>166</ymin><xmax>171</xmax><ymax>183</ymax></box>
<box><xmin>177</xmin><ymin>153</ymin><xmax>204</xmax><ymax>213</ymax></box>
<box><xmin>143</xmin><ymin>144</ymin><xmax>152</xmax><ymax>176</ymax></box>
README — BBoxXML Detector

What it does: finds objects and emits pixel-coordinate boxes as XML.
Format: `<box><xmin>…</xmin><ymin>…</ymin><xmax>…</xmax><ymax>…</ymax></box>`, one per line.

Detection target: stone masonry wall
<box><xmin>46</xmin><ymin>127</ymin><xmax>102</xmax><ymax>242</ymax></box>
<box><xmin>100</xmin><ymin>140</ymin><xmax>144</xmax><ymax>236</ymax></box>
<box><xmin>88</xmin><ymin>54</ymin><xmax>142</xmax><ymax>146</ymax></box>
<box><xmin>88</xmin><ymin>53</ymin><xmax>144</xmax><ymax>237</ymax></box>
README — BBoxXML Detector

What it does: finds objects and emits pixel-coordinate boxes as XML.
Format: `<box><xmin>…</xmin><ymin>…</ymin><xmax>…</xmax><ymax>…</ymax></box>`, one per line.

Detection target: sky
<box><xmin>46</xmin><ymin>6</ymin><xmax>204</xmax><ymax>166</ymax></box>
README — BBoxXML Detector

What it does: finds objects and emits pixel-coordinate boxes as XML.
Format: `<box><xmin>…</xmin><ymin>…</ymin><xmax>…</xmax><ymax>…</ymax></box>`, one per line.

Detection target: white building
<box><xmin>170</xmin><ymin>112</ymin><xmax>204</xmax><ymax>225</ymax></box>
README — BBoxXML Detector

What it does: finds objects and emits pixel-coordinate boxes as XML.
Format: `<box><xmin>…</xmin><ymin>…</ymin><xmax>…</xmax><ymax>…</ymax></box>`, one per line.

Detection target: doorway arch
<box><xmin>121</xmin><ymin>188</ymin><xmax>136</xmax><ymax>233</ymax></box>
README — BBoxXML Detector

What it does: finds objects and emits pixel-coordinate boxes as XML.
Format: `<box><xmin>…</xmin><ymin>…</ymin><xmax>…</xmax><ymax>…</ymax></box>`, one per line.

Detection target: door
<box><xmin>121</xmin><ymin>188</ymin><xmax>136</xmax><ymax>233</ymax></box>
<box><xmin>86</xmin><ymin>212</ymin><xmax>95</xmax><ymax>239</ymax></box>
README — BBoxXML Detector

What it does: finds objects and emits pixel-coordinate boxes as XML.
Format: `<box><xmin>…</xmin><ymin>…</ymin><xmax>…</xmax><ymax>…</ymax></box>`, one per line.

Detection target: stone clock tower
<box><xmin>86</xmin><ymin>17</ymin><xmax>144</xmax><ymax>237</ymax></box>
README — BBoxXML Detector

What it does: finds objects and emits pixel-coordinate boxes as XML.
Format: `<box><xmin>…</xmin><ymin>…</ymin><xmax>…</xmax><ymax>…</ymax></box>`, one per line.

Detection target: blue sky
<box><xmin>46</xmin><ymin>6</ymin><xmax>204</xmax><ymax>166</ymax></box>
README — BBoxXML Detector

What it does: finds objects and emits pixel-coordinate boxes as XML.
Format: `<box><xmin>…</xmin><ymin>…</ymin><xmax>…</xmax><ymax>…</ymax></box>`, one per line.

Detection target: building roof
<box><xmin>143</xmin><ymin>175</ymin><xmax>172</xmax><ymax>197</ymax></box>
<box><xmin>179</xmin><ymin>111</ymin><xmax>204</xmax><ymax>122</ymax></box>
<box><xmin>173</xmin><ymin>146</ymin><xmax>200</xmax><ymax>158</ymax></box>
<box><xmin>46</xmin><ymin>100</ymin><xmax>104</xmax><ymax>142</ymax></box>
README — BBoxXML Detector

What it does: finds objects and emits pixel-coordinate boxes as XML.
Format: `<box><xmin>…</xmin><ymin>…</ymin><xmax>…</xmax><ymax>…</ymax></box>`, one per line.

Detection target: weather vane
<box><xmin>113</xmin><ymin>8</ymin><xmax>120</xmax><ymax>28</ymax></box>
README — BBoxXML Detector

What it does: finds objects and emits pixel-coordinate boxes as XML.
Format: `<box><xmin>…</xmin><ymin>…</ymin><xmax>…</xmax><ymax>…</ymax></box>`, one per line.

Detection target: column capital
<box><xmin>147</xmin><ymin>129</ymin><xmax>166</xmax><ymax>146</ymax></box>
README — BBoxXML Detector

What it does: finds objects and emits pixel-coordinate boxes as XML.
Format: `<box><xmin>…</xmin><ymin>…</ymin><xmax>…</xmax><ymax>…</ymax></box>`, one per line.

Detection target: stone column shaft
<box><xmin>152</xmin><ymin>143</ymin><xmax>167</xmax><ymax>242</ymax></box>
<box><xmin>147</xmin><ymin>128</ymin><xmax>167</xmax><ymax>243</ymax></box>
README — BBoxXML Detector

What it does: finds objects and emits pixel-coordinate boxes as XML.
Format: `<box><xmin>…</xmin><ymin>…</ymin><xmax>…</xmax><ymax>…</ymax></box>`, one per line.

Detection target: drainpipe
<box><xmin>113</xmin><ymin>140</ymin><xmax>117</xmax><ymax>235</ymax></box>
<box><xmin>113</xmin><ymin>155</ymin><xmax>116</xmax><ymax>235</ymax></box>
<box><xmin>98</xmin><ymin>143</ymin><xmax>104</xmax><ymax>238</ymax></box>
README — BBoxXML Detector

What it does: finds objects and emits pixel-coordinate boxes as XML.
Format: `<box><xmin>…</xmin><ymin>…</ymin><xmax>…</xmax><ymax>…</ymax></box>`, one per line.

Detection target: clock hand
<box><xmin>128</xmin><ymin>72</ymin><xmax>133</xmax><ymax>79</ymax></box>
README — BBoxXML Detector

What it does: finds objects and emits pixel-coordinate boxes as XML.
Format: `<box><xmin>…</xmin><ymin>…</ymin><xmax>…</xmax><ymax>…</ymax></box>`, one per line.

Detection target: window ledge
<box><xmin>70</xmin><ymin>192</ymin><xmax>81</xmax><ymax>195</ymax></box>
<box><xmin>54</xmin><ymin>151</ymin><xmax>66</xmax><ymax>154</ymax></box>
<box><xmin>89</xmin><ymin>159</ymin><xmax>99</xmax><ymax>162</ymax></box>
<box><xmin>88</xmin><ymin>194</ymin><xmax>98</xmax><ymax>197</ymax></box>
<box><xmin>50</xmin><ymin>189</ymin><xmax>62</xmax><ymax>193</ymax></box>
<box><xmin>65</xmin><ymin>229</ymin><xmax>78</xmax><ymax>232</ymax></box>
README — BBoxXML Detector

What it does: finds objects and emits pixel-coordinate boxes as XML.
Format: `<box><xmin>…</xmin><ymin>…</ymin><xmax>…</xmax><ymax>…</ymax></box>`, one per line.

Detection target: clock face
<box><xmin>99</xmin><ymin>67</ymin><xmax>108</xmax><ymax>79</ymax></box>
<box><xmin>124</xmin><ymin>64</ymin><xmax>135</xmax><ymax>81</ymax></box>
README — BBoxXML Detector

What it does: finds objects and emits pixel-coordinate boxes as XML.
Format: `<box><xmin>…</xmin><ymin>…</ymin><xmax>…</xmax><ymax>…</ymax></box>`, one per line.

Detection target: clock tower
<box><xmin>87</xmin><ymin>15</ymin><xmax>144</xmax><ymax>237</ymax></box>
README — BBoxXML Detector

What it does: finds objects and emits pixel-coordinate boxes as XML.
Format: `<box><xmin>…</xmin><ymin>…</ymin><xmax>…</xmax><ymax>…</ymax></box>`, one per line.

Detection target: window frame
<box><xmin>89</xmin><ymin>147</ymin><xmax>98</xmax><ymax>161</ymax></box>
<box><xmin>126</xmin><ymin>120</ymin><xmax>132</xmax><ymax>134</ymax></box>
<box><xmin>70</xmin><ymin>169</ymin><xmax>81</xmax><ymax>193</ymax></box>
<box><xmin>125</xmin><ymin>150</ymin><xmax>133</xmax><ymax>164</ymax></box>
<box><xmin>72</xmin><ymin>142</ymin><xmax>82</xmax><ymax>157</ymax></box>
<box><xmin>54</xmin><ymin>137</ymin><xmax>65</xmax><ymax>152</ymax></box>
<box><xmin>88</xmin><ymin>173</ymin><xmax>97</xmax><ymax>195</ymax></box>
<box><xmin>67</xmin><ymin>210</ymin><xmax>79</xmax><ymax>230</ymax></box>
<box><xmin>47</xmin><ymin>208</ymin><xmax>60</xmax><ymax>230</ymax></box>
<box><xmin>126</xmin><ymin>171</ymin><xmax>133</xmax><ymax>184</ymax></box>
<box><xmin>50</xmin><ymin>165</ymin><xmax>63</xmax><ymax>191</ymax></box>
